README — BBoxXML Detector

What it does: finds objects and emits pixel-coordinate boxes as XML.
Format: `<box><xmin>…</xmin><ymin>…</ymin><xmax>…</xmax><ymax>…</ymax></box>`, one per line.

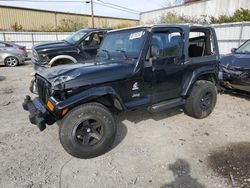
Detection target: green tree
<box><xmin>56</xmin><ymin>17</ymin><xmax>88</xmax><ymax>32</ymax></box>
<box><xmin>210</xmin><ymin>8</ymin><xmax>250</xmax><ymax>24</ymax></box>
<box><xmin>40</xmin><ymin>24</ymin><xmax>56</xmax><ymax>32</ymax></box>
<box><xmin>160</xmin><ymin>12</ymin><xmax>206</xmax><ymax>24</ymax></box>
<box><xmin>115</xmin><ymin>22</ymin><xmax>133</xmax><ymax>29</ymax></box>
<box><xmin>10</xmin><ymin>22</ymin><xmax>23</xmax><ymax>31</ymax></box>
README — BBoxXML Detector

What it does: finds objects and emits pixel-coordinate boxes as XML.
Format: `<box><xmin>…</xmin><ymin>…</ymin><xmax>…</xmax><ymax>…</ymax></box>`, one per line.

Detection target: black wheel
<box><xmin>5</xmin><ymin>56</ymin><xmax>19</xmax><ymax>67</ymax></box>
<box><xmin>184</xmin><ymin>80</ymin><xmax>217</xmax><ymax>119</ymax></box>
<box><xmin>59</xmin><ymin>102</ymin><xmax>116</xmax><ymax>159</ymax></box>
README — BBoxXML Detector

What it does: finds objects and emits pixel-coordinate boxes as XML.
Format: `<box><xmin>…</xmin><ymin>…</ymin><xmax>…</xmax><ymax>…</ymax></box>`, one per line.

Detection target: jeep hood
<box><xmin>37</xmin><ymin>60</ymin><xmax>135</xmax><ymax>89</ymax></box>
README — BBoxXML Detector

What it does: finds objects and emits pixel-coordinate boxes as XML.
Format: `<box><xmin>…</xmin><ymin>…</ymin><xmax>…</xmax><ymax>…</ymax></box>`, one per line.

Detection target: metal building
<box><xmin>0</xmin><ymin>5</ymin><xmax>139</xmax><ymax>31</ymax></box>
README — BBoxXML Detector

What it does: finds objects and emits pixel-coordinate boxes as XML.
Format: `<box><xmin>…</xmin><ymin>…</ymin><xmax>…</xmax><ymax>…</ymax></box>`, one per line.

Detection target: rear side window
<box><xmin>152</xmin><ymin>31</ymin><xmax>183</xmax><ymax>57</ymax></box>
<box><xmin>189</xmin><ymin>29</ymin><xmax>215</xmax><ymax>58</ymax></box>
<box><xmin>0</xmin><ymin>42</ymin><xmax>6</xmax><ymax>48</ymax></box>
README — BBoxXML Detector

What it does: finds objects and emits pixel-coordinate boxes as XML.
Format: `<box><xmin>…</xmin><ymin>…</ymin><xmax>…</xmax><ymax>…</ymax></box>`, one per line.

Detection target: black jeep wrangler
<box><xmin>32</xmin><ymin>28</ymin><xmax>110</xmax><ymax>68</ymax></box>
<box><xmin>23</xmin><ymin>25</ymin><xmax>220</xmax><ymax>159</ymax></box>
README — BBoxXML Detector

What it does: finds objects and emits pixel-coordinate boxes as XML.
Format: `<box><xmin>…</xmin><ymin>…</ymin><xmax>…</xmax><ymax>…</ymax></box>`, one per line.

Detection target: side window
<box><xmin>152</xmin><ymin>31</ymin><xmax>183</xmax><ymax>57</ymax></box>
<box><xmin>189</xmin><ymin>29</ymin><xmax>214</xmax><ymax>58</ymax></box>
<box><xmin>90</xmin><ymin>32</ymin><xmax>103</xmax><ymax>46</ymax></box>
<box><xmin>82</xmin><ymin>36</ymin><xmax>90</xmax><ymax>46</ymax></box>
<box><xmin>0</xmin><ymin>43</ymin><xmax>6</xmax><ymax>48</ymax></box>
<box><xmin>81</xmin><ymin>32</ymin><xmax>103</xmax><ymax>47</ymax></box>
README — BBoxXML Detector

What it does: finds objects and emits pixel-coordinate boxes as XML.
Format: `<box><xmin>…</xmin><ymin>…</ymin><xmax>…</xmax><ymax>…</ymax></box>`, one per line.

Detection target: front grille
<box><xmin>36</xmin><ymin>76</ymin><xmax>50</xmax><ymax>104</ymax></box>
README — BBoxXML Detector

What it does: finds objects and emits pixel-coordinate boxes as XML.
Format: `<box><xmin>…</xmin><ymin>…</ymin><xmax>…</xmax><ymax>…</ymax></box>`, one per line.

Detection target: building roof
<box><xmin>0</xmin><ymin>4</ymin><xmax>139</xmax><ymax>21</ymax></box>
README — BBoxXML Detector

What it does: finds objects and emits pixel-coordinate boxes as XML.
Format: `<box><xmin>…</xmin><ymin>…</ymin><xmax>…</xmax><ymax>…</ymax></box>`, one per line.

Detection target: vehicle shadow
<box><xmin>19</xmin><ymin>61</ymin><xmax>32</xmax><ymax>66</ymax></box>
<box><xmin>161</xmin><ymin>159</ymin><xmax>205</xmax><ymax>188</ymax></box>
<box><xmin>222</xmin><ymin>90</ymin><xmax>250</xmax><ymax>101</ymax></box>
<box><xmin>110</xmin><ymin>121</ymin><xmax>128</xmax><ymax>150</ymax></box>
<box><xmin>110</xmin><ymin>107</ymin><xmax>183</xmax><ymax>151</ymax></box>
<box><xmin>117</xmin><ymin>107</ymin><xmax>183</xmax><ymax>124</ymax></box>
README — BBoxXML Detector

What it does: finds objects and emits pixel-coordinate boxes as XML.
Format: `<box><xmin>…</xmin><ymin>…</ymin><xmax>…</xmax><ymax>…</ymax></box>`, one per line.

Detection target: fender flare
<box><xmin>56</xmin><ymin>86</ymin><xmax>125</xmax><ymax>111</ymax></box>
<box><xmin>181</xmin><ymin>67</ymin><xmax>218</xmax><ymax>97</ymax></box>
<box><xmin>49</xmin><ymin>55</ymin><xmax>77</xmax><ymax>66</ymax></box>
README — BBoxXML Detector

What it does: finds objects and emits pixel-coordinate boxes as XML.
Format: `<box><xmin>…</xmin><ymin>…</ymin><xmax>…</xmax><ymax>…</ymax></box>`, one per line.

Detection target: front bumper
<box><xmin>31</xmin><ymin>57</ymin><xmax>50</xmax><ymax>70</ymax></box>
<box><xmin>17</xmin><ymin>55</ymin><xmax>25</xmax><ymax>64</ymax></box>
<box><xmin>22</xmin><ymin>95</ymin><xmax>55</xmax><ymax>131</ymax></box>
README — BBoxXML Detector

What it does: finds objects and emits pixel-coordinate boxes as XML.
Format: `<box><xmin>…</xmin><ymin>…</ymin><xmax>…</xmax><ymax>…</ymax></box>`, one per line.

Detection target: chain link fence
<box><xmin>213</xmin><ymin>22</ymin><xmax>250</xmax><ymax>54</ymax></box>
<box><xmin>0</xmin><ymin>32</ymin><xmax>72</xmax><ymax>52</ymax></box>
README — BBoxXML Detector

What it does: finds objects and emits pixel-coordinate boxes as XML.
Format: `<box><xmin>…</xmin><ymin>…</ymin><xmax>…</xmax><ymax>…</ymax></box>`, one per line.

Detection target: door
<box><xmin>146</xmin><ymin>28</ymin><xmax>185</xmax><ymax>103</ymax></box>
<box><xmin>78</xmin><ymin>32</ymin><xmax>104</xmax><ymax>60</ymax></box>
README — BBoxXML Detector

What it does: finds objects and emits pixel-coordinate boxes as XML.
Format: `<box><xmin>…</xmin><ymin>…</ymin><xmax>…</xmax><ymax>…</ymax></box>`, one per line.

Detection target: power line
<box><xmin>0</xmin><ymin>0</ymin><xmax>140</xmax><ymax>14</ymax></box>
<box><xmin>94</xmin><ymin>2</ymin><xmax>139</xmax><ymax>14</ymax></box>
<box><xmin>96</xmin><ymin>0</ymin><xmax>140</xmax><ymax>13</ymax></box>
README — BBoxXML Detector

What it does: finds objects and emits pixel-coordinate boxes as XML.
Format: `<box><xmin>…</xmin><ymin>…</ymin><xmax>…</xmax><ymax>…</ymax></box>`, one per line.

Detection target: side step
<box><xmin>148</xmin><ymin>98</ymin><xmax>185</xmax><ymax>113</ymax></box>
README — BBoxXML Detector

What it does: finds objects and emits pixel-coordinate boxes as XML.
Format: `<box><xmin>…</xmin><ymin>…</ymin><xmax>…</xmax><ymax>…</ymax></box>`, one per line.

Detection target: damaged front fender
<box><xmin>55</xmin><ymin>86</ymin><xmax>125</xmax><ymax>112</ymax></box>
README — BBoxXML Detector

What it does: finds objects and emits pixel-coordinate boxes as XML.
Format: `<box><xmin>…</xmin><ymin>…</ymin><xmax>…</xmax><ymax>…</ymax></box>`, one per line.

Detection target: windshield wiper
<box><xmin>116</xmin><ymin>50</ymin><xmax>128</xmax><ymax>60</ymax></box>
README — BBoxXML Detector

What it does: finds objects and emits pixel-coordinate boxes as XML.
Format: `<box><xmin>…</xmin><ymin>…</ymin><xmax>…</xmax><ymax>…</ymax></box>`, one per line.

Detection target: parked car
<box><xmin>0</xmin><ymin>41</ymin><xmax>27</xmax><ymax>67</ymax></box>
<box><xmin>219</xmin><ymin>39</ymin><xmax>250</xmax><ymax>93</ymax></box>
<box><xmin>32</xmin><ymin>28</ymin><xmax>111</xmax><ymax>68</ymax></box>
<box><xmin>23</xmin><ymin>25</ymin><xmax>219</xmax><ymax>158</ymax></box>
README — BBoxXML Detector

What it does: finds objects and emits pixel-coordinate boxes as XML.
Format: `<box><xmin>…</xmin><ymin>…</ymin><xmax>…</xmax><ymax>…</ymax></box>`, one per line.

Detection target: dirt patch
<box><xmin>207</xmin><ymin>142</ymin><xmax>250</xmax><ymax>187</ymax></box>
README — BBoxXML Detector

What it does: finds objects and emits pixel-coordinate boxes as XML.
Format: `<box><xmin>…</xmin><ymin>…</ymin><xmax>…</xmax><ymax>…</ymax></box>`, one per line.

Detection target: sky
<box><xmin>0</xmin><ymin>0</ymin><xmax>183</xmax><ymax>20</ymax></box>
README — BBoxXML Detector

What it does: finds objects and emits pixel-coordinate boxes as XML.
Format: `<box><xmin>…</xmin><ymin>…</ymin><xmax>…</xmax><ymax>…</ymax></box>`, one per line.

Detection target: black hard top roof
<box><xmin>109</xmin><ymin>24</ymin><xmax>214</xmax><ymax>33</ymax></box>
<box><xmin>79</xmin><ymin>28</ymin><xmax>112</xmax><ymax>33</ymax></box>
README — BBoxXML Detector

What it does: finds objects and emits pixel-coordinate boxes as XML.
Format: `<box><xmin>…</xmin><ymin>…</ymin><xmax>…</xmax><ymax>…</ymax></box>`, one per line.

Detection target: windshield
<box><xmin>65</xmin><ymin>30</ymin><xmax>87</xmax><ymax>44</ymax></box>
<box><xmin>100</xmin><ymin>29</ymin><xmax>147</xmax><ymax>58</ymax></box>
<box><xmin>236</xmin><ymin>40</ymin><xmax>250</xmax><ymax>54</ymax></box>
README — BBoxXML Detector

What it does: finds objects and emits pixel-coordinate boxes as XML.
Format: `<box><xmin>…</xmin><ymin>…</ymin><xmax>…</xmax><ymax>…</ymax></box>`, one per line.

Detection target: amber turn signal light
<box><xmin>61</xmin><ymin>108</ymin><xmax>69</xmax><ymax>116</ymax></box>
<box><xmin>47</xmin><ymin>100</ymin><xmax>54</xmax><ymax>112</ymax></box>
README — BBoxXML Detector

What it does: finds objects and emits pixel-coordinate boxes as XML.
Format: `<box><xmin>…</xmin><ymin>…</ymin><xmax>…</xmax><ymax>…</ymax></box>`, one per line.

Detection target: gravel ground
<box><xmin>0</xmin><ymin>63</ymin><xmax>250</xmax><ymax>188</ymax></box>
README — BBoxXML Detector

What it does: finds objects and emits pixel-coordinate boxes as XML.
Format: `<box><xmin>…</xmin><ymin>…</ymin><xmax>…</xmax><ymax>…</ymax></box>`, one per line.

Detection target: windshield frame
<box><xmin>98</xmin><ymin>28</ymin><xmax>149</xmax><ymax>60</ymax></box>
<box><xmin>64</xmin><ymin>30</ymin><xmax>89</xmax><ymax>45</ymax></box>
<box><xmin>235</xmin><ymin>40</ymin><xmax>250</xmax><ymax>54</ymax></box>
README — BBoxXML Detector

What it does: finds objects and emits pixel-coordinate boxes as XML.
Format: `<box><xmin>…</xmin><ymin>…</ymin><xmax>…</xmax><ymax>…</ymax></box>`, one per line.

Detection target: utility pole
<box><xmin>85</xmin><ymin>0</ymin><xmax>95</xmax><ymax>28</ymax></box>
<box><xmin>91</xmin><ymin>0</ymin><xmax>94</xmax><ymax>28</ymax></box>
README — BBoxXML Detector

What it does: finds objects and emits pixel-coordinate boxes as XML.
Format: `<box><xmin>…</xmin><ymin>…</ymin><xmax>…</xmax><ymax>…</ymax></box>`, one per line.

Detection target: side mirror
<box><xmin>231</xmin><ymin>48</ymin><xmax>237</xmax><ymax>53</ymax></box>
<box><xmin>151</xmin><ymin>45</ymin><xmax>161</xmax><ymax>58</ymax></box>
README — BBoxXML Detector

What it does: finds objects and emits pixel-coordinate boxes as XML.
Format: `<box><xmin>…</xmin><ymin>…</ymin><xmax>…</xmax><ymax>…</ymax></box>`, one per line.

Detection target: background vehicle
<box><xmin>32</xmin><ymin>28</ymin><xmax>111</xmax><ymax>68</ymax></box>
<box><xmin>23</xmin><ymin>25</ymin><xmax>219</xmax><ymax>159</ymax></box>
<box><xmin>0</xmin><ymin>41</ymin><xmax>27</xmax><ymax>67</ymax></box>
<box><xmin>219</xmin><ymin>39</ymin><xmax>250</xmax><ymax>93</ymax></box>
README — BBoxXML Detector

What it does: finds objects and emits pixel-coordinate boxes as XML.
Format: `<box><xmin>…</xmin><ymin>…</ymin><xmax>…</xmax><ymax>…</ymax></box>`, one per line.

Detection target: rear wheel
<box><xmin>59</xmin><ymin>102</ymin><xmax>116</xmax><ymax>159</ymax></box>
<box><xmin>5</xmin><ymin>56</ymin><xmax>19</xmax><ymax>67</ymax></box>
<box><xmin>184</xmin><ymin>80</ymin><xmax>217</xmax><ymax>119</ymax></box>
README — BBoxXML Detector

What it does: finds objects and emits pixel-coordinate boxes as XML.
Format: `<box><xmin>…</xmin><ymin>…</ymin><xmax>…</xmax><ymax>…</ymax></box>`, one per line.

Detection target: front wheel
<box><xmin>184</xmin><ymin>80</ymin><xmax>217</xmax><ymax>119</ymax></box>
<box><xmin>59</xmin><ymin>103</ymin><xmax>116</xmax><ymax>159</ymax></box>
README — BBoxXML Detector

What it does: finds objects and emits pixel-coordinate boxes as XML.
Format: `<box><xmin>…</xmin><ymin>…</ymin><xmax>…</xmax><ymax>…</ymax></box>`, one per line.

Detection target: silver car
<box><xmin>0</xmin><ymin>41</ymin><xmax>27</xmax><ymax>67</ymax></box>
